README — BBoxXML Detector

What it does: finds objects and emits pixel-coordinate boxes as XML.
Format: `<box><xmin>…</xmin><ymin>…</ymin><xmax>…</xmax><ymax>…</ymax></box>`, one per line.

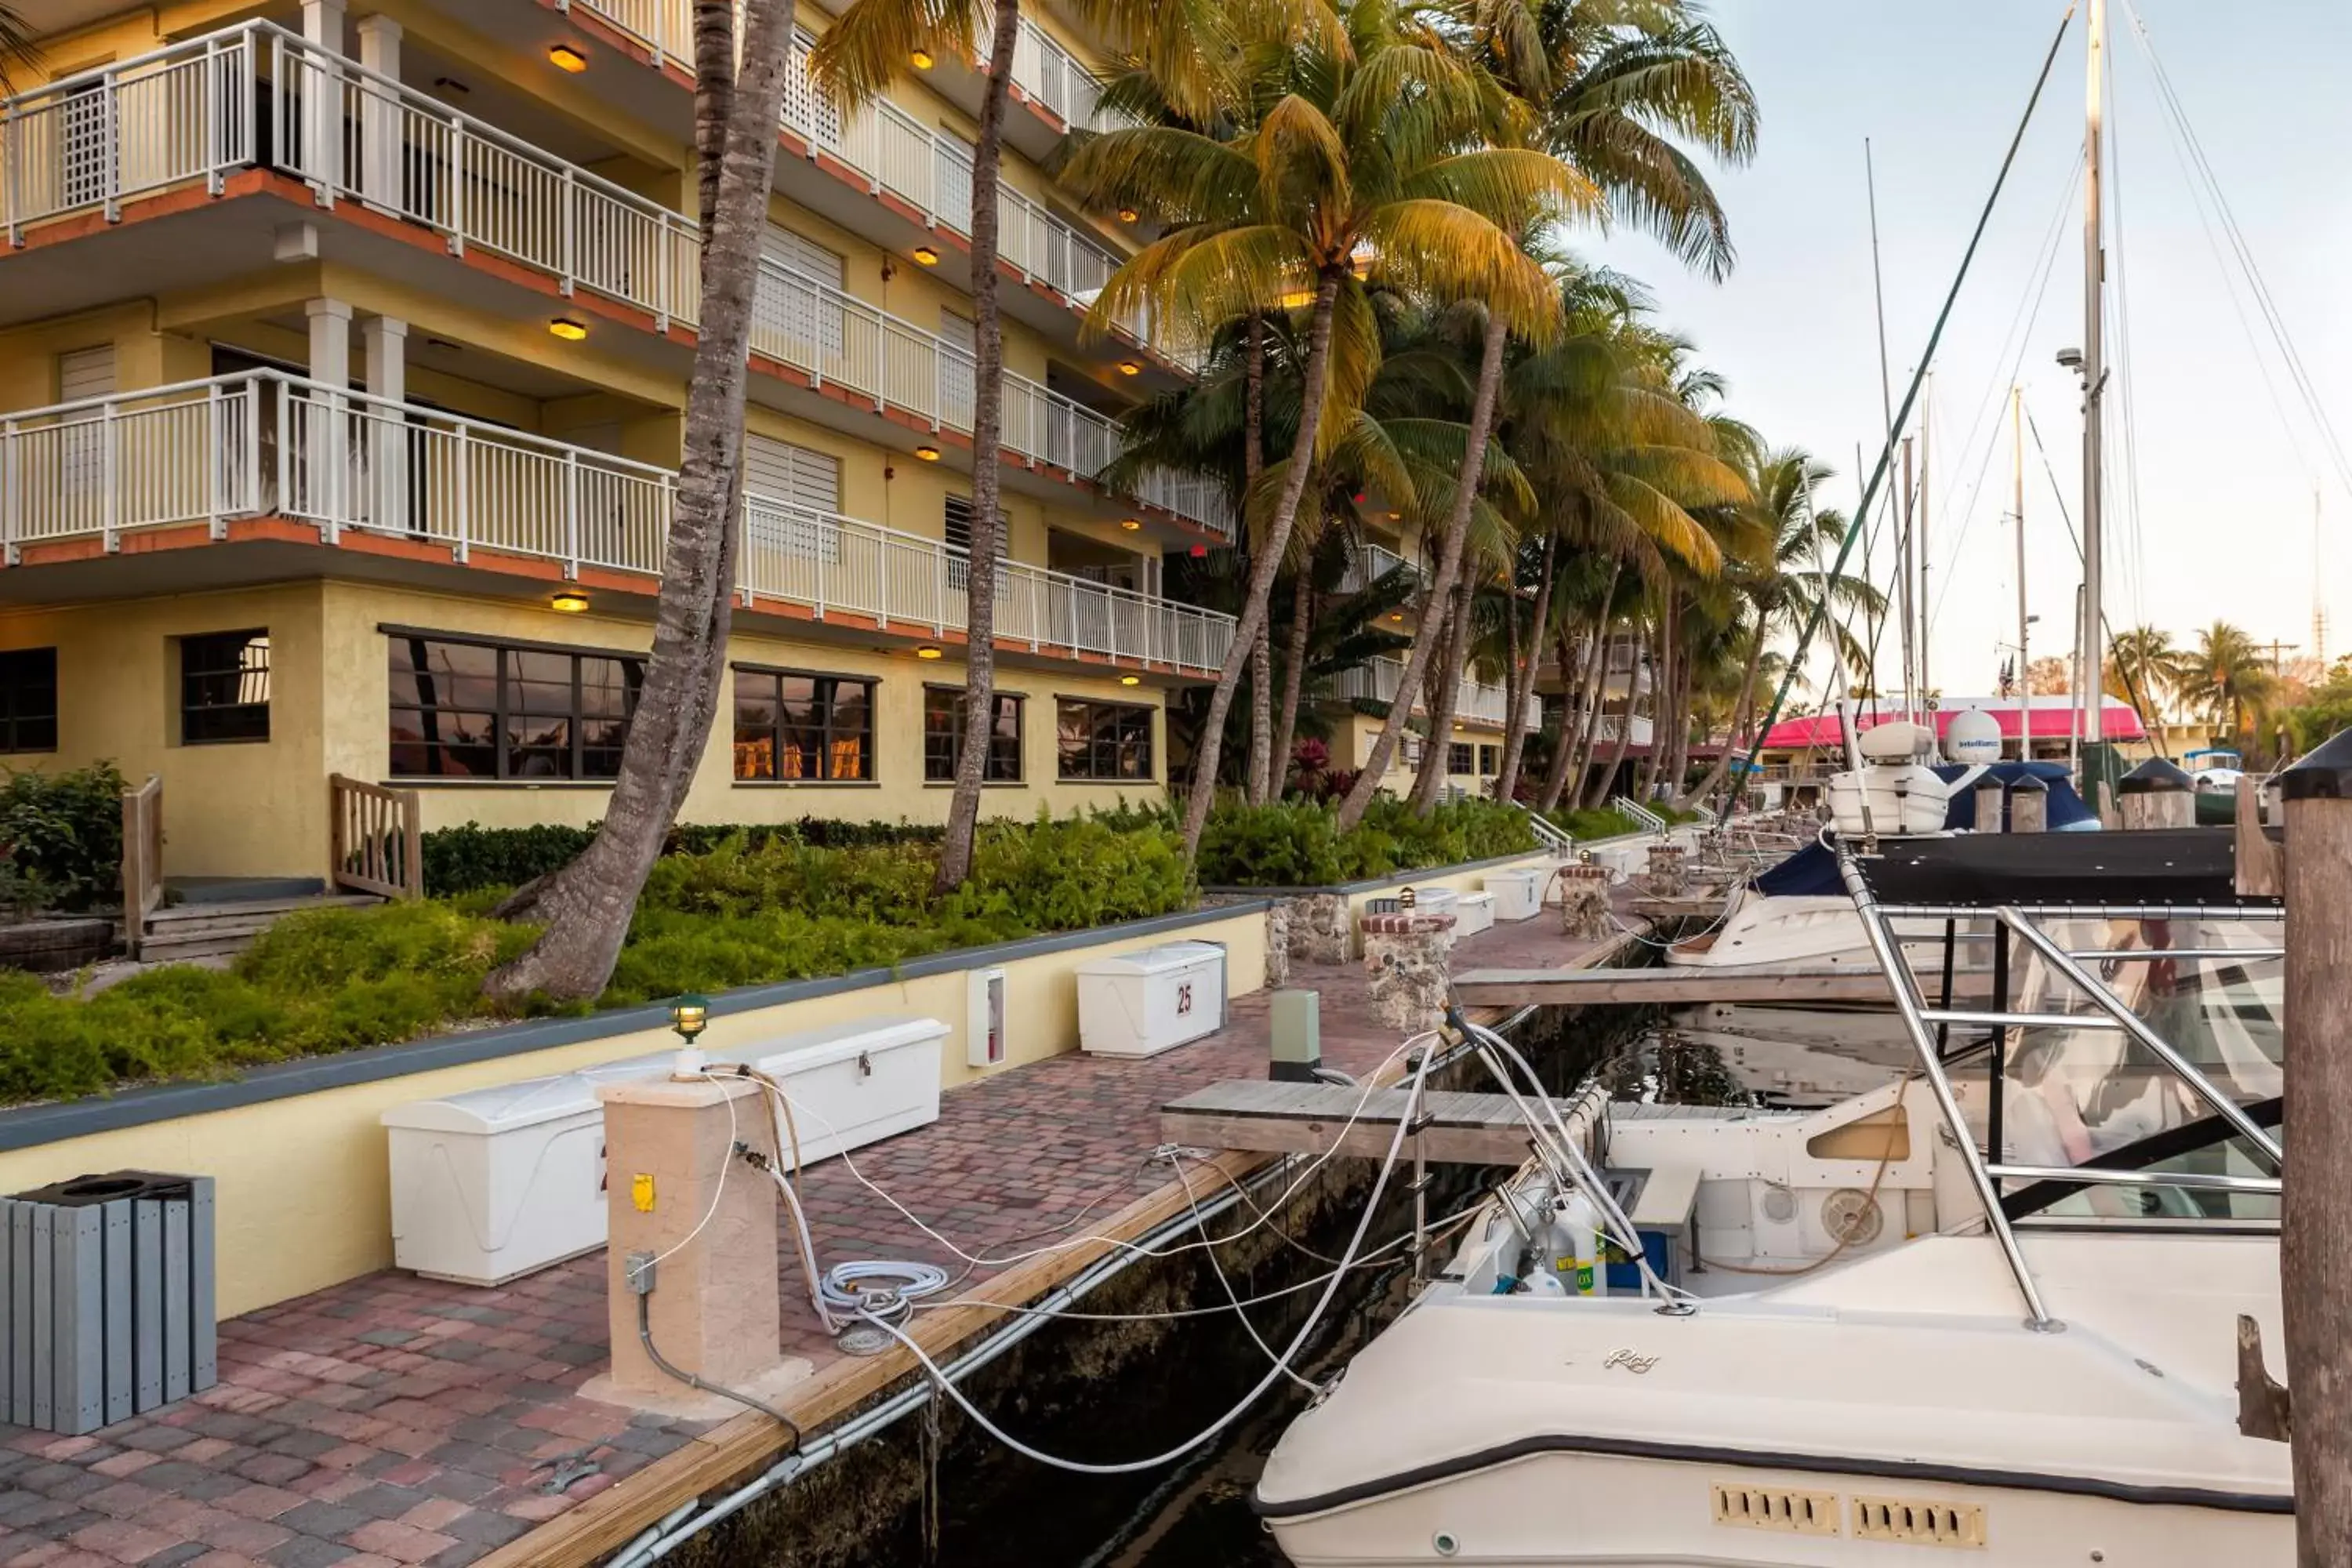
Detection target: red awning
<box><xmin>1760</xmin><ymin>699</ymin><xmax>2146</xmax><ymax>752</ymax></box>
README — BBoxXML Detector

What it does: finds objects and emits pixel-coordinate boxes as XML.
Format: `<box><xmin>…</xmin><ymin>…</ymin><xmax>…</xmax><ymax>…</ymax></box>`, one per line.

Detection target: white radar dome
<box><xmin>1945</xmin><ymin>708</ymin><xmax>2004</xmax><ymax>764</ymax></box>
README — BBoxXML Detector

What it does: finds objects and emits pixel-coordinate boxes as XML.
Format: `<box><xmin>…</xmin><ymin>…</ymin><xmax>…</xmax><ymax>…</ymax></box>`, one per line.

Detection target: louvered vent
<box><xmin>1852</xmin><ymin>1495</ymin><xmax>1987</xmax><ymax>1548</ymax></box>
<box><xmin>1710</xmin><ymin>1483</ymin><xmax>1839</xmax><ymax>1535</ymax></box>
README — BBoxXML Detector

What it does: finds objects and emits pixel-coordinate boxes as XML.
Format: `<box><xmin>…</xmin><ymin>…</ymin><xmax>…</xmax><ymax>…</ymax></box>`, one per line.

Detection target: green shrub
<box><xmin>1196</xmin><ymin>797</ymin><xmax>1537</xmax><ymax>887</ymax></box>
<box><xmin>422</xmin><ymin>818</ymin><xmax>953</xmax><ymax>897</ymax></box>
<box><xmin>0</xmin><ymin>760</ymin><xmax>128</xmax><ymax>912</ymax></box>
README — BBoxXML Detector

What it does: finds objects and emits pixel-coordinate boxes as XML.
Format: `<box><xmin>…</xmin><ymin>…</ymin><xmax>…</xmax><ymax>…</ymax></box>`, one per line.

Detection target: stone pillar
<box><xmin>1557</xmin><ymin>863</ymin><xmax>1612</xmax><ymax>941</ymax></box>
<box><xmin>596</xmin><ymin>1076</ymin><xmax>789</xmax><ymax>1409</ymax></box>
<box><xmin>1263</xmin><ymin>901</ymin><xmax>1292</xmax><ymax>987</ymax></box>
<box><xmin>361</xmin><ymin>314</ymin><xmax>406</xmax><ymax>532</ymax></box>
<box><xmin>355</xmin><ymin>16</ymin><xmax>404</xmax><ymax>212</ymax></box>
<box><xmin>1361</xmin><ymin>911</ymin><xmax>1456</xmax><ymax>1033</ymax></box>
<box><xmin>1286</xmin><ymin>892</ymin><xmax>1351</xmax><ymax>965</ymax></box>
<box><xmin>1642</xmin><ymin>843</ymin><xmax>1688</xmax><ymax>898</ymax></box>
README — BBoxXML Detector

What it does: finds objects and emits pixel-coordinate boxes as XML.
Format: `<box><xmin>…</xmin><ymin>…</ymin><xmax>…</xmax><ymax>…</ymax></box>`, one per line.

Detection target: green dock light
<box><xmin>670</xmin><ymin>993</ymin><xmax>711</xmax><ymax>1076</ymax></box>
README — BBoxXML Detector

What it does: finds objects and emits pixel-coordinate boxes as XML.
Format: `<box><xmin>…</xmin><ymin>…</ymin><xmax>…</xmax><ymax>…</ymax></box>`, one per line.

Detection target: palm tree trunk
<box><xmin>933</xmin><ymin>0</ymin><xmax>1025</xmax><ymax>894</ymax></box>
<box><xmin>1536</xmin><ymin>630</ymin><xmax>1584</xmax><ymax>813</ymax></box>
<box><xmin>482</xmin><ymin>0</ymin><xmax>796</xmax><ymax>1003</ymax></box>
<box><xmin>1244</xmin><ymin>314</ymin><xmax>1272</xmax><ymax>804</ymax></box>
<box><xmin>1411</xmin><ymin>572</ymin><xmax>1475</xmax><ymax>813</ymax></box>
<box><xmin>1682</xmin><ymin>628</ymin><xmax>1766</xmax><ymax>810</ymax></box>
<box><xmin>1268</xmin><ymin>565</ymin><xmax>1312</xmax><ymax>800</ymax></box>
<box><xmin>1494</xmin><ymin>532</ymin><xmax>1555</xmax><ymax>803</ymax></box>
<box><xmin>1180</xmin><ymin>274</ymin><xmax>1345</xmax><ymax>859</ymax></box>
<box><xmin>1335</xmin><ymin>311</ymin><xmax>1512</xmax><ymax>830</ymax></box>
<box><xmin>1633</xmin><ymin>613</ymin><xmax>1669</xmax><ymax>800</ymax></box>
<box><xmin>1587</xmin><ymin>619</ymin><xmax>1645</xmax><ymax>810</ymax></box>
<box><xmin>1559</xmin><ymin>622</ymin><xmax>1608</xmax><ymax>804</ymax></box>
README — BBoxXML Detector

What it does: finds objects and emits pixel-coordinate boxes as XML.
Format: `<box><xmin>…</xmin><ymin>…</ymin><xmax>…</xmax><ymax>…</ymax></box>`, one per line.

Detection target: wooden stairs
<box><xmin>133</xmin><ymin>892</ymin><xmax>383</xmax><ymax>964</ymax></box>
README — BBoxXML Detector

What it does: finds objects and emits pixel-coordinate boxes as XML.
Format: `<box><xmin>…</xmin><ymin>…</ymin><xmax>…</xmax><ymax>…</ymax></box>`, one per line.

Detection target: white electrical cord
<box><xmin>849</xmin><ymin>1041</ymin><xmax>1440</xmax><ymax>1475</ymax></box>
<box><xmin>629</xmin><ymin>1069</ymin><xmax>742</xmax><ymax>1286</ymax></box>
<box><xmin>1171</xmin><ymin>1160</ymin><xmax>1319</xmax><ymax>1392</ymax></box>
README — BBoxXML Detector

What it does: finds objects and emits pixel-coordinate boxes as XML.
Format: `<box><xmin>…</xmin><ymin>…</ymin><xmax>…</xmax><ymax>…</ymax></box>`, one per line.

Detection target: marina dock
<box><xmin>0</xmin><ymin>903</ymin><xmax>1638</xmax><ymax>1568</ymax></box>
<box><xmin>1160</xmin><ymin>1081</ymin><xmax>1600</xmax><ymax>1166</ymax></box>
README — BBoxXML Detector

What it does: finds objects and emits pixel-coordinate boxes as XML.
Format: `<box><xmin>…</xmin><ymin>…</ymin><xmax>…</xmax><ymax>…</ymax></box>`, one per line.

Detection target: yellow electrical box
<box><xmin>631</xmin><ymin>1174</ymin><xmax>656</xmax><ymax>1213</ymax></box>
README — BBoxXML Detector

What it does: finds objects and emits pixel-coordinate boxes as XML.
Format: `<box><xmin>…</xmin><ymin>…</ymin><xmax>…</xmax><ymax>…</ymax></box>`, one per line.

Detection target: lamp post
<box><xmin>670</xmin><ymin>992</ymin><xmax>710</xmax><ymax>1079</ymax></box>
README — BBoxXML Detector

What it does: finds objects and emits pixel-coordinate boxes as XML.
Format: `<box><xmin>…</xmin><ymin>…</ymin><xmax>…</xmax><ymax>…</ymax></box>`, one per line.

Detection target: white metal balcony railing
<box><xmin>1339</xmin><ymin>542</ymin><xmax>1413</xmax><ymax>593</ymax></box>
<box><xmin>0</xmin><ymin>371</ymin><xmax>1236</xmax><ymax>674</ymax></box>
<box><xmin>1330</xmin><ymin>657</ymin><xmax>1538</xmax><ymax>732</ymax></box>
<box><xmin>0</xmin><ymin>24</ymin><xmax>1229</xmax><ymax>535</ymax></box>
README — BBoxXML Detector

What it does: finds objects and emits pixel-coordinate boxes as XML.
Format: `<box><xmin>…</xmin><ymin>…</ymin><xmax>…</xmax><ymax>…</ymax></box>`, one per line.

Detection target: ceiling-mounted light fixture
<box><xmin>909</xmin><ymin>48</ymin><xmax>935</xmax><ymax>69</ymax></box>
<box><xmin>1119</xmin><ymin>673</ymin><xmax>1142</xmax><ymax>687</ymax></box>
<box><xmin>1116</xmin><ymin>207</ymin><xmax>1139</xmax><ymax>223</ymax></box>
<box><xmin>1118</xmin><ymin>518</ymin><xmax>1141</xmax><ymax>532</ymax></box>
<box><xmin>916</xmin><ymin>644</ymin><xmax>944</xmax><ymax>659</ymax></box>
<box><xmin>1116</xmin><ymin>361</ymin><xmax>1142</xmax><ymax>376</ymax></box>
<box><xmin>915</xmin><ymin>444</ymin><xmax>941</xmax><ymax>461</ymax></box>
<box><xmin>547</xmin><ymin>44</ymin><xmax>589</xmax><ymax>72</ymax></box>
<box><xmin>550</xmin><ymin>590</ymin><xmax>590</xmax><ymax>613</ymax></box>
<box><xmin>913</xmin><ymin>245</ymin><xmax>941</xmax><ymax>266</ymax></box>
<box><xmin>547</xmin><ymin>318</ymin><xmax>588</xmax><ymax>341</ymax></box>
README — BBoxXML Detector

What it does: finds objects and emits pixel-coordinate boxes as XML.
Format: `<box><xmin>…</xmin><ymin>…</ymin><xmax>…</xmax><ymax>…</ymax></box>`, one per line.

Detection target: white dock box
<box><xmin>381</xmin><ymin>1050</ymin><xmax>678</xmax><ymax>1287</ymax></box>
<box><xmin>1486</xmin><ymin>869</ymin><xmax>1542</xmax><ymax>921</ymax></box>
<box><xmin>1076</xmin><ymin>942</ymin><xmax>1226</xmax><ymax>1058</ymax></box>
<box><xmin>737</xmin><ymin>1016</ymin><xmax>947</xmax><ymax>1162</ymax></box>
<box><xmin>1455</xmin><ymin>890</ymin><xmax>1495</xmax><ymax>937</ymax></box>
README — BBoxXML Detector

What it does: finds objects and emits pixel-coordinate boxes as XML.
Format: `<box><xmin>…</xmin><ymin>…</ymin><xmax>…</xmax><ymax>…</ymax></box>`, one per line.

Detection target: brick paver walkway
<box><xmin>0</xmin><ymin>909</ymin><xmax>1610</xmax><ymax>1567</ymax></box>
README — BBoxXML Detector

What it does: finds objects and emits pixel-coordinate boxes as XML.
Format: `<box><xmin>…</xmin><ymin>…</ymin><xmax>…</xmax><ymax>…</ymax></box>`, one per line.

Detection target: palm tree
<box><xmin>814</xmin><ymin>0</ymin><xmax>1230</xmax><ymax>891</ymax></box>
<box><xmin>1065</xmin><ymin>0</ymin><xmax>1586</xmax><ymax>856</ymax></box>
<box><xmin>0</xmin><ymin>7</ymin><xmax>37</xmax><ymax>89</ymax></box>
<box><xmin>1531</xmin><ymin>0</ymin><xmax>1759</xmax><ymax>280</ymax></box>
<box><xmin>484</xmin><ymin>1</ymin><xmax>804</xmax><ymax>1002</ymax></box>
<box><xmin>1677</xmin><ymin>446</ymin><xmax>1880</xmax><ymax>808</ymax></box>
<box><xmin>2107</xmin><ymin>622</ymin><xmax>2189</xmax><ymax>755</ymax></box>
<box><xmin>2181</xmin><ymin>621</ymin><xmax>2279</xmax><ymax>761</ymax></box>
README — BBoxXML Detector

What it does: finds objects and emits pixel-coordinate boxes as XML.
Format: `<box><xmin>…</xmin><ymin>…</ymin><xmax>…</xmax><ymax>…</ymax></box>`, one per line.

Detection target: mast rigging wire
<box><xmin>1743</xmin><ymin>5</ymin><xmax>2079</xmax><ymax>777</ymax></box>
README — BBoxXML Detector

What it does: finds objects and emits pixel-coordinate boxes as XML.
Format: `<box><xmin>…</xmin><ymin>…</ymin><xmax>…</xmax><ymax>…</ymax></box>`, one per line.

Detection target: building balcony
<box><xmin>1338</xmin><ymin>541</ymin><xmax>1414</xmax><ymax>593</ymax></box>
<box><xmin>0</xmin><ymin>23</ymin><xmax>1229</xmax><ymax>539</ymax></box>
<box><xmin>0</xmin><ymin>370</ymin><xmax>1236</xmax><ymax>675</ymax></box>
<box><xmin>1329</xmin><ymin>656</ymin><xmax>1538</xmax><ymax>731</ymax></box>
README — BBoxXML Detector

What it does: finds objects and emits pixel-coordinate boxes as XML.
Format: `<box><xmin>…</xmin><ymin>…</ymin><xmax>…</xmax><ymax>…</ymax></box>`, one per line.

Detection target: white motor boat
<box><xmin>1258</xmin><ymin>837</ymin><xmax>2291</xmax><ymax>1566</ymax></box>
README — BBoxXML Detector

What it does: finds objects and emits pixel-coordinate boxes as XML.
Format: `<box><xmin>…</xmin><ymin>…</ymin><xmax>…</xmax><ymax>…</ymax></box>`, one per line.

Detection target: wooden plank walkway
<box><xmin>1160</xmin><ymin>1081</ymin><xmax>1597</xmax><ymax>1165</ymax></box>
<box><xmin>1453</xmin><ymin>964</ymin><xmax>1906</xmax><ymax>1006</ymax></box>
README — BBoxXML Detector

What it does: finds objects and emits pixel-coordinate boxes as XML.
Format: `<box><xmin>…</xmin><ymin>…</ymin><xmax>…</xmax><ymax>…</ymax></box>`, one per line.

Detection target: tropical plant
<box><xmin>815</xmin><ymin>0</ymin><xmax>1230</xmax><ymax>891</ymax></box>
<box><xmin>1062</xmin><ymin>0</ymin><xmax>1588</xmax><ymax>856</ymax></box>
<box><xmin>2180</xmin><ymin>621</ymin><xmax>2281</xmax><ymax>761</ymax></box>
<box><xmin>2106</xmin><ymin>623</ymin><xmax>2190</xmax><ymax>753</ymax></box>
<box><xmin>0</xmin><ymin>6</ymin><xmax>37</xmax><ymax>90</ymax></box>
<box><xmin>483</xmin><ymin>0</ymin><xmax>804</xmax><ymax>1003</ymax></box>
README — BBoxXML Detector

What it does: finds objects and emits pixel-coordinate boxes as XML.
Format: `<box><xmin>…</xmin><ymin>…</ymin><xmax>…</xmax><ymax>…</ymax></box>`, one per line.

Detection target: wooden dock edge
<box><xmin>481</xmin><ymin>921</ymin><xmax>1648</xmax><ymax>1568</ymax></box>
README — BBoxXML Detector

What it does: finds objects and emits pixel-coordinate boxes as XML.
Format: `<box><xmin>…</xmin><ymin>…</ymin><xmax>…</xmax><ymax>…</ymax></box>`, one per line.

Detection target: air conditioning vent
<box><xmin>1710</xmin><ymin>1483</ymin><xmax>1839</xmax><ymax>1535</ymax></box>
<box><xmin>1852</xmin><ymin>1495</ymin><xmax>1987</xmax><ymax>1548</ymax></box>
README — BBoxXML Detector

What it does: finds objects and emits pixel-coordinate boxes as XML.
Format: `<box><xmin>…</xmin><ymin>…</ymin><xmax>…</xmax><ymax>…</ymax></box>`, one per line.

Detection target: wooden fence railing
<box><xmin>120</xmin><ymin>773</ymin><xmax>163</xmax><ymax>952</ymax></box>
<box><xmin>329</xmin><ymin>774</ymin><xmax>423</xmax><ymax>900</ymax></box>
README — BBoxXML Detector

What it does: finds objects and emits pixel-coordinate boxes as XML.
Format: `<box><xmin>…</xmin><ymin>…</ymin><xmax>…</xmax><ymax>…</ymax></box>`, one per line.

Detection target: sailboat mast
<box><xmin>2014</xmin><ymin>386</ymin><xmax>2030</xmax><ymax>759</ymax></box>
<box><xmin>1919</xmin><ymin>372</ymin><xmax>1933</xmax><ymax>709</ymax></box>
<box><xmin>1900</xmin><ymin>436</ymin><xmax>1917</xmax><ymax>722</ymax></box>
<box><xmin>2079</xmin><ymin>0</ymin><xmax>2107</xmax><ymax>765</ymax></box>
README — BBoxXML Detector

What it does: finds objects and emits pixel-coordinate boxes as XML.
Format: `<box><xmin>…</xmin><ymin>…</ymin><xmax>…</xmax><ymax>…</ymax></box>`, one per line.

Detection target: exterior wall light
<box><xmin>913</xmin><ymin>245</ymin><xmax>940</xmax><ymax>265</ymax></box>
<box><xmin>916</xmin><ymin>644</ymin><xmax>945</xmax><ymax>659</ymax></box>
<box><xmin>548</xmin><ymin>318</ymin><xmax>588</xmax><ymax>341</ymax></box>
<box><xmin>915</xmin><ymin>445</ymin><xmax>941</xmax><ymax>460</ymax></box>
<box><xmin>1116</xmin><ymin>361</ymin><xmax>1141</xmax><ymax>376</ymax></box>
<box><xmin>548</xmin><ymin>45</ymin><xmax>589</xmax><ymax>73</ymax></box>
<box><xmin>550</xmin><ymin>590</ymin><xmax>590</xmax><ymax>613</ymax></box>
<box><xmin>910</xmin><ymin>48</ymin><xmax>935</xmax><ymax>68</ymax></box>
<box><xmin>1120</xmin><ymin>673</ymin><xmax>1142</xmax><ymax>687</ymax></box>
<box><xmin>1119</xmin><ymin>517</ymin><xmax>1141</xmax><ymax>532</ymax></box>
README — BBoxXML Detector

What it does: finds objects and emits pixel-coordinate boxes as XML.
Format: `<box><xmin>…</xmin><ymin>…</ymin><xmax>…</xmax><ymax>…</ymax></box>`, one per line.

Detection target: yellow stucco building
<box><xmin>0</xmin><ymin>0</ymin><xmax>1525</xmax><ymax>890</ymax></box>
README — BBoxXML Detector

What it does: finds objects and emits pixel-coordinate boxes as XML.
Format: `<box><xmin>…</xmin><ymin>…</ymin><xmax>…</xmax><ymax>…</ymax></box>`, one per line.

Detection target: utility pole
<box><xmin>2013</xmin><ymin>386</ymin><xmax>2030</xmax><ymax>760</ymax></box>
<box><xmin>2253</xmin><ymin>638</ymin><xmax>2299</xmax><ymax>676</ymax></box>
<box><xmin>2079</xmin><ymin>0</ymin><xmax>2108</xmax><ymax>774</ymax></box>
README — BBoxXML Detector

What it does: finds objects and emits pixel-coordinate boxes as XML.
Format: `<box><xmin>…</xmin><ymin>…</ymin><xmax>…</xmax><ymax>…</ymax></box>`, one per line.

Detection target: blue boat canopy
<box><xmin>1751</xmin><ymin>762</ymin><xmax>2100</xmax><ymax>898</ymax></box>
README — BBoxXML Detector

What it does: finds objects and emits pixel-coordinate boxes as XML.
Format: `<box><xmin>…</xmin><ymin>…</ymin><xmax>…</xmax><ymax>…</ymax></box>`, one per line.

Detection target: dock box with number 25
<box><xmin>1075</xmin><ymin>942</ymin><xmax>1227</xmax><ymax>1058</ymax></box>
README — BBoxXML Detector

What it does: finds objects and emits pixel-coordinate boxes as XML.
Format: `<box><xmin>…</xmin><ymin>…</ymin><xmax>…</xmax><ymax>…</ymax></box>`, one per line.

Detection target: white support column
<box><xmin>299</xmin><ymin>0</ymin><xmax>349</xmax><ymax>200</ymax></box>
<box><xmin>362</xmin><ymin>314</ymin><xmax>407</xmax><ymax>534</ymax></box>
<box><xmin>354</xmin><ymin>16</ymin><xmax>403</xmax><ymax>213</ymax></box>
<box><xmin>307</xmin><ymin>298</ymin><xmax>353</xmax><ymax>538</ymax></box>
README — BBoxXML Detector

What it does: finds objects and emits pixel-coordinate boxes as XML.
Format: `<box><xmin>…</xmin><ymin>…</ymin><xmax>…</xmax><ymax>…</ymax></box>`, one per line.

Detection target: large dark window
<box><xmin>388</xmin><ymin>633</ymin><xmax>643</xmax><ymax>780</ymax></box>
<box><xmin>1057</xmin><ymin>699</ymin><xmax>1153</xmax><ymax>782</ymax></box>
<box><xmin>0</xmin><ymin>649</ymin><xmax>57</xmax><ymax>754</ymax></box>
<box><xmin>733</xmin><ymin>667</ymin><xmax>875</xmax><ymax>782</ymax></box>
<box><xmin>182</xmin><ymin>630</ymin><xmax>271</xmax><ymax>745</ymax></box>
<box><xmin>1446</xmin><ymin>742</ymin><xmax>1475</xmax><ymax>776</ymax></box>
<box><xmin>925</xmin><ymin>687</ymin><xmax>1022</xmax><ymax>782</ymax></box>
<box><xmin>1478</xmin><ymin>743</ymin><xmax>1501</xmax><ymax>775</ymax></box>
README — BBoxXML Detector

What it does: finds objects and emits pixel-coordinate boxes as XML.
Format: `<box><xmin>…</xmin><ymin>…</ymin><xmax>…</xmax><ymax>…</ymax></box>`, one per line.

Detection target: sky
<box><xmin>1585</xmin><ymin>0</ymin><xmax>2352</xmax><ymax>703</ymax></box>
